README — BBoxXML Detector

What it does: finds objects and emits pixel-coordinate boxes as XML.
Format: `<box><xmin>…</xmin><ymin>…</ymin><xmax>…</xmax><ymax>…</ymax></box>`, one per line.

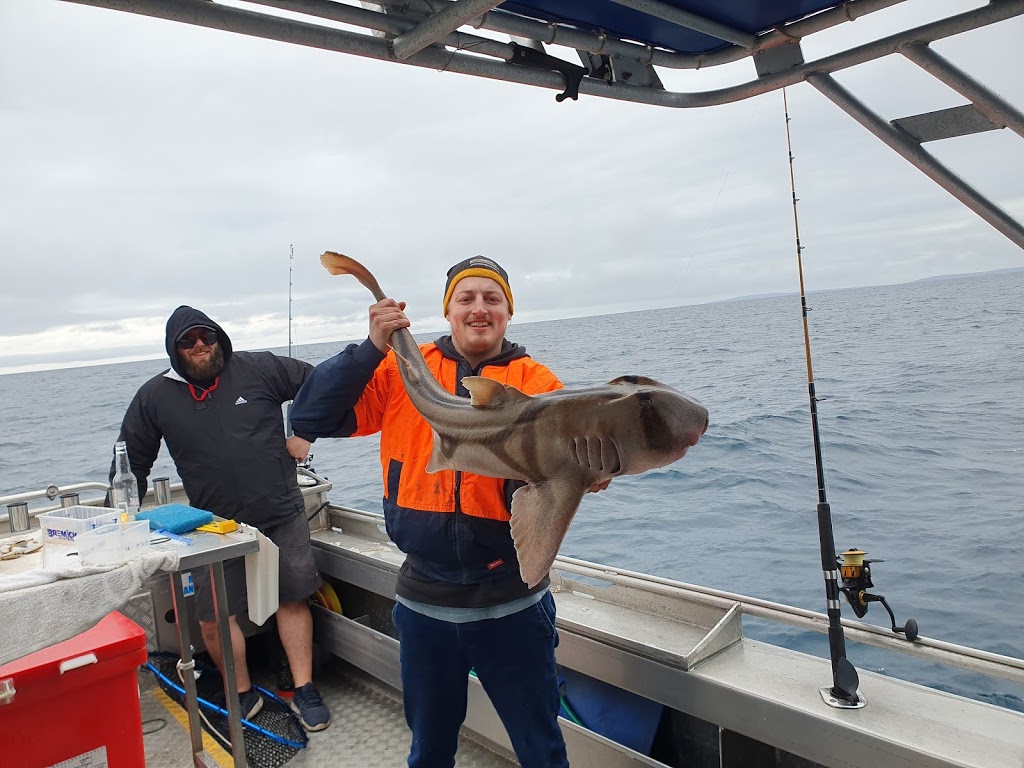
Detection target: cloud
<box><xmin>0</xmin><ymin>0</ymin><xmax>1021</xmax><ymax>375</ymax></box>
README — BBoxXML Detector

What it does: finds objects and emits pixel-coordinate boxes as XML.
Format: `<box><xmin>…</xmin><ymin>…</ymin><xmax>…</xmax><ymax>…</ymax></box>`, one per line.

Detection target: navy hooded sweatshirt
<box><xmin>111</xmin><ymin>306</ymin><xmax>313</xmax><ymax>528</ymax></box>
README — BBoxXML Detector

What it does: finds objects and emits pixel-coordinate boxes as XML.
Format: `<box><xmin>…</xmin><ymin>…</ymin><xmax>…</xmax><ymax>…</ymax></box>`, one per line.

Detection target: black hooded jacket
<box><xmin>112</xmin><ymin>306</ymin><xmax>313</xmax><ymax>528</ymax></box>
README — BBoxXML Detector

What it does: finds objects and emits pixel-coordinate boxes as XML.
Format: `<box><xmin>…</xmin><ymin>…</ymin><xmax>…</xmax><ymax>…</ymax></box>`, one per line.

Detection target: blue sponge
<box><xmin>137</xmin><ymin>503</ymin><xmax>215</xmax><ymax>534</ymax></box>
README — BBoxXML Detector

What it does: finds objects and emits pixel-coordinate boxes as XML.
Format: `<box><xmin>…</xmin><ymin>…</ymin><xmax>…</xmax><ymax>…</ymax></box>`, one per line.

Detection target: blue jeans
<box><xmin>392</xmin><ymin>592</ymin><xmax>569</xmax><ymax>768</ymax></box>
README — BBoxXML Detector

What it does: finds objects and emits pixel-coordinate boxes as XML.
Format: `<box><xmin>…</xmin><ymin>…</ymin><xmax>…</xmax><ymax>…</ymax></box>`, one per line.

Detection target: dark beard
<box><xmin>178</xmin><ymin>344</ymin><xmax>225</xmax><ymax>383</ymax></box>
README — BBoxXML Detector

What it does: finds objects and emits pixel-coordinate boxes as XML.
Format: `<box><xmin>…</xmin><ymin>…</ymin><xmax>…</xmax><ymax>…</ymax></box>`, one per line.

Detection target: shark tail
<box><xmin>320</xmin><ymin>251</ymin><xmax>387</xmax><ymax>302</ymax></box>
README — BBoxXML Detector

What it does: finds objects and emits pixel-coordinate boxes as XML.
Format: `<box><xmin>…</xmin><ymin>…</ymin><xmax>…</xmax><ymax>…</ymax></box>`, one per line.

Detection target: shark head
<box><xmin>612</xmin><ymin>375</ymin><xmax>709</xmax><ymax>474</ymax></box>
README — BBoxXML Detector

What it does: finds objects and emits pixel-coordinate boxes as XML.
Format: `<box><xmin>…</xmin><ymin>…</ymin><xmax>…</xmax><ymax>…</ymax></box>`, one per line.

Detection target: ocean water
<box><xmin>1</xmin><ymin>271</ymin><xmax>1022</xmax><ymax>711</ymax></box>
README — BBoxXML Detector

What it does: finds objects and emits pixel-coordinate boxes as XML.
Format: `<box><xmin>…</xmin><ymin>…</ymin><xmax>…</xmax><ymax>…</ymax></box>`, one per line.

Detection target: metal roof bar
<box><xmin>391</xmin><ymin>0</ymin><xmax>501</xmax><ymax>60</ymax></box>
<box><xmin>248</xmin><ymin>0</ymin><xmax>514</xmax><ymax>60</ymax></box>
<box><xmin>806</xmin><ymin>72</ymin><xmax>1024</xmax><ymax>250</ymax></box>
<box><xmin>61</xmin><ymin>0</ymin><xmax>1023</xmax><ymax>108</ymax></box>
<box><xmin>607</xmin><ymin>0</ymin><xmax>757</xmax><ymax>49</ymax></box>
<box><xmin>901</xmin><ymin>42</ymin><xmax>1024</xmax><ymax>139</ymax></box>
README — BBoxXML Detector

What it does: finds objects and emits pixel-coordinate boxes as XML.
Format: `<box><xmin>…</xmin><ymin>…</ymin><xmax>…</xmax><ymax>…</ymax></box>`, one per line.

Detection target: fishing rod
<box><xmin>782</xmin><ymin>89</ymin><xmax>917</xmax><ymax>710</ymax></box>
<box><xmin>285</xmin><ymin>243</ymin><xmax>315</xmax><ymax>471</ymax></box>
<box><xmin>288</xmin><ymin>243</ymin><xmax>294</xmax><ymax>358</ymax></box>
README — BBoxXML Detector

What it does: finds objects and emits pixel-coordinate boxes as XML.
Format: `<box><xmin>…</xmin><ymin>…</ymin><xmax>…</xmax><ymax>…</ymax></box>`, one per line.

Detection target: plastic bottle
<box><xmin>111</xmin><ymin>441</ymin><xmax>140</xmax><ymax>520</ymax></box>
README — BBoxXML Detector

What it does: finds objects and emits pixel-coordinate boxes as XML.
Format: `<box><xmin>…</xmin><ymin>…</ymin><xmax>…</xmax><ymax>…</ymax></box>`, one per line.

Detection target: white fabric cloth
<box><xmin>0</xmin><ymin>549</ymin><xmax>180</xmax><ymax>666</ymax></box>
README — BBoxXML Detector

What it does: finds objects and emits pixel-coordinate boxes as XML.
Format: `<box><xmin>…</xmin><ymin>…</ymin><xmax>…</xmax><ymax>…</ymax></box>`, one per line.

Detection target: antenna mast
<box><xmin>288</xmin><ymin>244</ymin><xmax>294</xmax><ymax>357</ymax></box>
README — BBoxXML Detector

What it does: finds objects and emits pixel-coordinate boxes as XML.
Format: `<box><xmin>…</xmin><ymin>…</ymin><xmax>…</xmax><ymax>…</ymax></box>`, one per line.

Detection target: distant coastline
<box><xmin>714</xmin><ymin>266</ymin><xmax>1024</xmax><ymax>303</ymax></box>
<box><xmin>3</xmin><ymin>266</ymin><xmax>1022</xmax><ymax>377</ymax></box>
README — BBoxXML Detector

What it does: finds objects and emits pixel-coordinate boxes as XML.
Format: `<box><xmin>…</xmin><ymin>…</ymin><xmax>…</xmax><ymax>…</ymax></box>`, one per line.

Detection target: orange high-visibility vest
<box><xmin>352</xmin><ymin>343</ymin><xmax>562</xmax><ymax>522</ymax></box>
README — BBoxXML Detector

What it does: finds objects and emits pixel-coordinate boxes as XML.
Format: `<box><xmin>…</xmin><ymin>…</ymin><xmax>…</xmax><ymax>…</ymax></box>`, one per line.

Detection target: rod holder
<box><xmin>153</xmin><ymin>477</ymin><xmax>171</xmax><ymax>506</ymax></box>
<box><xmin>6</xmin><ymin>502</ymin><xmax>30</xmax><ymax>534</ymax></box>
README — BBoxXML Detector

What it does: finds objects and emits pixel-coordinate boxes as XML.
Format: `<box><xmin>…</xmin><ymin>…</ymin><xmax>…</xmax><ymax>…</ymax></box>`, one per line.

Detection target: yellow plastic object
<box><xmin>311</xmin><ymin>583</ymin><xmax>343</xmax><ymax>615</ymax></box>
<box><xmin>196</xmin><ymin>519</ymin><xmax>239</xmax><ymax>534</ymax></box>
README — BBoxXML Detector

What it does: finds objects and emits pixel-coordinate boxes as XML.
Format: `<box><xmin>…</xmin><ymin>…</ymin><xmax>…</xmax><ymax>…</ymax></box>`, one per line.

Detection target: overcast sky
<box><xmin>1</xmin><ymin>0</ymin><xmax>1021</xmax><ymax>375</ymax></box>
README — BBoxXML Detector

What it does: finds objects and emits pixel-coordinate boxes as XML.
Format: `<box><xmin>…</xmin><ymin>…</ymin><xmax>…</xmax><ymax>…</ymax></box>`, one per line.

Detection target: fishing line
<box><xmin>439</xmin><ymin>38</ymin><xmax>493</xmax><ymax>73</ymax></box>
<box><xmin>669</xmin><ymin>94</ymin><xmax>763</xmax><ymax>303</ymax></box>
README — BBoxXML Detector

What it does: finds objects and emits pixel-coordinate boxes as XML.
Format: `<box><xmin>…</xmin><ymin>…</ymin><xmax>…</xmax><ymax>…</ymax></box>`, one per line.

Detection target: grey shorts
<box><xmin>192</xmin><ymin>513</ymin><xmax>324</xmax><ymax>622</ymax></box>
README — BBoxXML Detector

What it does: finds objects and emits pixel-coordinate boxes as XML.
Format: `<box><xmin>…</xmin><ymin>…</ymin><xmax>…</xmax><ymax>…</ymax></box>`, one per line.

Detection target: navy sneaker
<box><xmin>238</xmin><ymin>688</ymin><xmax>264</xmax><ymax>720</ymax></box>
<box><xmin>291</xmin><ymin>682</ymin><xmax>331</xmax><ymax>731</ymax></box>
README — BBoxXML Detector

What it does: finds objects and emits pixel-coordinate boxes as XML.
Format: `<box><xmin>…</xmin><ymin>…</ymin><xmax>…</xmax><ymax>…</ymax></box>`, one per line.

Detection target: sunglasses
<box><xmin>176</xmin><ymin>329</ymin><xmax>218</xmax><ymax>349</ymax></box>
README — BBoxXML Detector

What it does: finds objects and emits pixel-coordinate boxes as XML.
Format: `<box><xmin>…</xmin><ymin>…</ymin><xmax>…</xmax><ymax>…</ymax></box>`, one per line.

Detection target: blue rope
<box><xmin>143</xmin><ymin>661</ymin><xmax>307</xmax><ymax>749</ymax></box>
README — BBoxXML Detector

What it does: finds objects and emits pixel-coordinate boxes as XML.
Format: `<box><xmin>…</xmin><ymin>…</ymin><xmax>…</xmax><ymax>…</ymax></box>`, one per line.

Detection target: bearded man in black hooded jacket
<box><xmin>110</xmin><ymin>305</ymin><xmax>331</xmax><ymax>732</ymax></box>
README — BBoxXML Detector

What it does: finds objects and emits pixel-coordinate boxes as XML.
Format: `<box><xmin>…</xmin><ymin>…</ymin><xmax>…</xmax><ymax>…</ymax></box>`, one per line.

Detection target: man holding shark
<box><xmin>291</xmin><ymin>256</ymin><xmax>592</xmax><ymax>767</ymax></box>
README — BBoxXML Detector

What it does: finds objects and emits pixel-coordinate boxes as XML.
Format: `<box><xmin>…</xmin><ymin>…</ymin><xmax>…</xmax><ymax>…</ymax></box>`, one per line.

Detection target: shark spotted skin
<box><xmin>321</xmin><ymin>251</ymin><xmax>709</xmax><ymax>587</ymax></box>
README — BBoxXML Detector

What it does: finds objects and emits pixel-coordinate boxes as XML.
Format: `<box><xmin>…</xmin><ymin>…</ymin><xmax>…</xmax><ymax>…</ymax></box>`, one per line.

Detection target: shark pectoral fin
<box><xmin>510</xmin><ymin>478</ymin><xmax>590</xmax><ymax>588</ymax></box>
<box><xmin>462</xmin><ymin>376</ymin><xmax>532</xmax><ymax>408</ymax></box>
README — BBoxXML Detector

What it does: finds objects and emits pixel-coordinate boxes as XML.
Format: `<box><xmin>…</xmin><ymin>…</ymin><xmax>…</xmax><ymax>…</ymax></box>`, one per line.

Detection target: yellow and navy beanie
<box><xmin>442</xmin><ymin>256</ymin><xmax>514</xmax><ymax>315</ymax></box>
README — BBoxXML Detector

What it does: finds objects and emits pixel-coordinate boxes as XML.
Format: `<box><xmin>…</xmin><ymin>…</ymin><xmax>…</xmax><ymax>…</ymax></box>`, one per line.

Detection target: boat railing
<box><xmin>5</xmin><ymin>483</ymin><xmax>1022</xmax><ymax>688</ymax></box>
<box><xmin>550</xmin><ymin>554</ymin><xmax>1024</xmax><ymax>687</ymax></box>
<box><xmin>308</xmin><ymin>502</ymin><xmax>1024</xmax><ymax>687</ymax></box>
<box><xmin>0</xmin><ymin>482</ymin><xmax>113</xmax><ymax>515</ymax></box>
<box><xmin>0</xmin><ymin>480</ymin><xmax>186</xmax><ymax>520</ymax></box>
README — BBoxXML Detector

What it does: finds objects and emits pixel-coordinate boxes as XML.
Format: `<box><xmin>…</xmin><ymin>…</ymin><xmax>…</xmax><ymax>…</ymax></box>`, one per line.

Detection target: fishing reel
<box><xmin>837</xmin><ymin>549</ymin><xmax>919</xmax><ymax>642</ymax></box>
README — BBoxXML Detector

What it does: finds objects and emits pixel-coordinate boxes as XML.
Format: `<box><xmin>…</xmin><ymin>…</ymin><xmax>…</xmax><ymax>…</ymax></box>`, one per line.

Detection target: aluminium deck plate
<box><xmin>140</xmin><ymin>659</ymin><xmax>516</xmax><ymax>768</ymax></box>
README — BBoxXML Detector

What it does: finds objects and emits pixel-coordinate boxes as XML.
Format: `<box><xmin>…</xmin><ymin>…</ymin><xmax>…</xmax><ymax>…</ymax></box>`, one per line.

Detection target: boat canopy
<box><xmin>61</xmin><ymin>0</ymin><xmax>1024</xmax><ymax>249</ymax></box>
<box><xmin>497</xmin><ymin>0</ymin><xmax>847</xmax><ymax>56</ymax></box>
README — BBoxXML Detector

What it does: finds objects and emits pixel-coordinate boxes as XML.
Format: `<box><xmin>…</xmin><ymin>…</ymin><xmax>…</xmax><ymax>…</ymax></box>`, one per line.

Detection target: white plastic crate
<box><xmin>37</xmin><ymin>505</ymin><xmax>120</xmax><ymax>546</ymax></box>
<box><xmin>76</xmin><ymin>521</ymin><xmax>151</xmax><ymax>566</ymax></box>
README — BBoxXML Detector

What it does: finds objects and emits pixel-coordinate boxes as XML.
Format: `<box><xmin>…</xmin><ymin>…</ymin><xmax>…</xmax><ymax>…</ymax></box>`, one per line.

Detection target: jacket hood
<box><xmin>165</xmin><ymin>305</ymin><xmax>233</xmax><ymax>379</ymax></box>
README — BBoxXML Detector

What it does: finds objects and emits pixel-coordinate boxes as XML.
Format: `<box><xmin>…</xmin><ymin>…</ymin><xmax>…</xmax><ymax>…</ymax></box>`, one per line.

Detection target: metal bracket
<box><xmin>508</xmin><ymin>42</ymin><xmax>588</xmax><ymax>102</ymax></box>
<box><xmin>820</xmin><ymin>686</ymin><xmax>867</xmax><ymax>709</ymax></box>
<box><xmin>893</xmin><ymin>103</ymin><xmax>1000</xmax><ymax>143</ymax></box>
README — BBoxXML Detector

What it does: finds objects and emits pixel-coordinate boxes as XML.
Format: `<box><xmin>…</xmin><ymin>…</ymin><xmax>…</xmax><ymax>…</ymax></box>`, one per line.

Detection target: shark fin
<box><xmin>462</xmin><ymin>376</ymin><xmax>532</xmax><ymax>408</ymax></box>
<box><xmin>390</xmin><ymin>346</ymin><xmax>429</xmax><ymax>388</ymax></box>
<box><xmin>510</xmin><ymin>478</ymin><xmax>589</xmax><ymax>588</ymax></box>
<box><xmin>607</xmin><ymin>374</ymin><xmax>665</xmax><ymax>387</ymax></box>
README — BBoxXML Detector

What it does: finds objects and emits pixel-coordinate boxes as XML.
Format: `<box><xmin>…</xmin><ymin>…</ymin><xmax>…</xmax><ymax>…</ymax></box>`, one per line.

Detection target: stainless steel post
<box><xmin>211</xmin><ymin>561</ymin><xmax>247</xmax><ymax>767</ymax></box>
<box><xmin>59</xmin><ymin>493</ymin><xmax>80</xmax><ymax>508</ymax></box>
<box><xmin>168</xmin><ymin>570</ymin><xmax>207</xmax><ymax>764</ymax></box>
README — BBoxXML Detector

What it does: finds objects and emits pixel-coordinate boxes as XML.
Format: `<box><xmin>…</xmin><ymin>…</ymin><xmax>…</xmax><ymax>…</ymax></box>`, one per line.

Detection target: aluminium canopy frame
<box><xmin>61</xmin><ymin>0</ymin><xmax>1024</xmax><ymax>250</ymax></box>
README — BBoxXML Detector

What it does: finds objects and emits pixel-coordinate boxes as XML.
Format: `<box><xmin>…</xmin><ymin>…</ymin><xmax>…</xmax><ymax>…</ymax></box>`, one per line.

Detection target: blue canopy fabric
<box><xmin>498</xmin><ymin>0</ymin><xmax>844</xmax><ymax>55</ymax></box>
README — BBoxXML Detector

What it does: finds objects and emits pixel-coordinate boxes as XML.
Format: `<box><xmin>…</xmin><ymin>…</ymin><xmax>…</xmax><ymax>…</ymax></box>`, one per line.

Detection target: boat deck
<box><xmin>140</xmin><ymin>657</ymin><xmax>517</xmax><ymax>768</ymax></box>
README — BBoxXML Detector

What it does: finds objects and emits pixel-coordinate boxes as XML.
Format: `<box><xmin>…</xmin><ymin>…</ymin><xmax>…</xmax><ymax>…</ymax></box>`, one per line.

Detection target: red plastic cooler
<box><xmin>0</xmin><ymin>611</ymin><xmax>148</xmax><ymax>768</ymax></box>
